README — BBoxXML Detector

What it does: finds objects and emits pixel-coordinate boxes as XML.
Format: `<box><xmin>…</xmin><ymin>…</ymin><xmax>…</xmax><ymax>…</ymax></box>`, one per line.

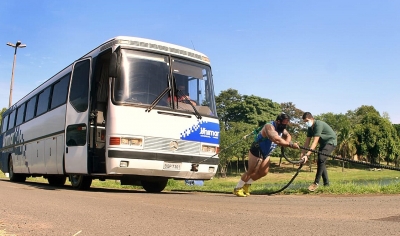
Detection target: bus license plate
<box><xmin>163</xmin><ymin>162</ymin><xmax>181</xmax><ymax>171</ymax></box>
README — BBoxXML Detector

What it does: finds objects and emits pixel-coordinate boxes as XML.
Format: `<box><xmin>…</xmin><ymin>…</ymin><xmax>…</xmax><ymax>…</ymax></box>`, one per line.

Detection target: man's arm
<box><xmin>282</xmin><ymin>130</ymin><xmax>291</xmax><ymax>142</ymax></box>
<box><xmin>261</xmin><ymin>124</ymin><xmax>297</xmax><ymax>148</ymax></box>
<box><xmin>302</xmin><ymin>136</ymin><xmax>319</xmax><ymax>156</ymax></box>
<box><xmin>301</xmin><ymin>137</ymin><xmax>311</xmax><ymax>156</ymax></box>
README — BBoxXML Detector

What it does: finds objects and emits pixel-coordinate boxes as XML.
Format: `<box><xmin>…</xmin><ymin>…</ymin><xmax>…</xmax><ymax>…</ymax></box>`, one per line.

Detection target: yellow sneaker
<box><xmin>233</xmin><ymin>187</ymin><xmax>247</xmax><ymax>197</ymax></box>
<box><xmin>243</xmin><ymin>184</ymin><xmax>251</xmax><ymax>196</ymax></box>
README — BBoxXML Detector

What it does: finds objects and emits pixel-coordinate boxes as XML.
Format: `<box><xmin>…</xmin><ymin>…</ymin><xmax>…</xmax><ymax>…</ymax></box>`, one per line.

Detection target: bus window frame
<box><xmin>25</xmin><ymin>96</ymin><xmax>38</xmax><ymax>122</ymax></box>
<box><xmin>1</xmin><ymin>114</ymin><xmax>9</xmax><ymax>133</ymax></box>
<box><xmin>15</xmin><ymin>103</ymin><xmax>26</xmax><ymax>126</ymax></box>
<box><xmin>7</xmin><ymin>110</ymin><xmax>17</xmax><ymax>130</ymax></box>
<box><xmin>36</xmin><ymin>86</ymin><xmax>52</xmax><ymax>117</ymax></box>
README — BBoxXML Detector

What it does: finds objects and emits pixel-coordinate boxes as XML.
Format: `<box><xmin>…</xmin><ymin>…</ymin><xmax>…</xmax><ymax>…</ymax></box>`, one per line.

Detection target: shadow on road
<box><xmin>0</xmin><ymin>178</ymin><xmax>190</xmax><ymax>195</ymax></box>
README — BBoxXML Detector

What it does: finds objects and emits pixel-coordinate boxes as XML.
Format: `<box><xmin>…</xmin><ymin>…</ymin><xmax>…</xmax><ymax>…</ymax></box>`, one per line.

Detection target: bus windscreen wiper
<box><xmin>176</xmin><ymin>89</ymin><xmax>202</xmax><ymax>120</ymax></box>
<box><xmin>145</xmin><ymin>87</ymin><xmax>171</xmax><ymax>113</ymax></box>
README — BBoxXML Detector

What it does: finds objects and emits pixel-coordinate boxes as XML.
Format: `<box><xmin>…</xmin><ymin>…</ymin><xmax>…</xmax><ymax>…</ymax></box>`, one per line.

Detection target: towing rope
<box><xmin>264</xmin><ymin>146</ymin><xmax>400</xmax><ymax>195</ymax></box>
<box><xmin>300</xmin><ymin>146</ymin><xmax>400</xmax><ymax>171</ymax></box>
<box><xmin>264</xmin><ymin>148</ymin><xmax>305</xmax><ymax>195</ymax></box>
<box><xmin>263</xmin><ymin>145</ymin><xmax>400</xmax><ymax>195</ymax></box>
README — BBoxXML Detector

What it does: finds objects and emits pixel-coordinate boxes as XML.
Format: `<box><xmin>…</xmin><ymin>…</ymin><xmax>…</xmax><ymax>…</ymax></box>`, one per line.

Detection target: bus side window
<box><xmin>15</xmin><ymin>104</ymin><xmax>26</xmax><ymax>126</ymax></box>
<box><xmin>8</xmin><ymin>110</ymin><xmax>16</xmax><ymax>130</ymax></box>
<box><xmin>25</xmin><ymin>96</ymin><xmax>37</xmax><ymax>122</ymax></box>
<box><xmin>1</xmin><ymin>115</ymin><xmax>9</xmax><ymax>133</ymax></box>
<box><xmin>36</xmin><ymin>87</ymin><xmax>51</xmax><ymax>116</ymax></box>
<box><xmin>70</xmin><ymin>60</ymin><xmax>90</xmax><ymax>112</ymax></box>
<box><xmin>66</xmin><ymin>124</ymin><xmax>87</xmax><ymax>146</ymax></box>
<box><xmin>51</xmin><ymin>74</ymin><xmax>70</xmax><ymax>109</ymax></box>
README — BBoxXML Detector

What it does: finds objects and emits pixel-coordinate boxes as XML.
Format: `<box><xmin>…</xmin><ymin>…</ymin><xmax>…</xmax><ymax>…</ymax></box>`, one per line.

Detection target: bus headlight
<box><xmin>110</xmin><ymin>136</ymin><xmax>143</xmax><ymax>147</ymax></box>
<box><xmin>121</xmin><ymin>137</ymin><xmax>143</xmax><ymax>146</ymax></box>
<box><xmin>201</xmin><ymin>144</ymin><xmax>218</xmax><ymax>153</ymax></box>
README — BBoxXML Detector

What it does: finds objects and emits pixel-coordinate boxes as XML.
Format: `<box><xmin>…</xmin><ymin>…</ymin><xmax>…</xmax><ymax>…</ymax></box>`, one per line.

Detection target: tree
<box><xmin>215</xmin><ymin>89</ymin><xmax>242</xmax><ymax>130</ymax></box>
<box><xmin>280</xmin><ymin>102</ymin><xmax>304</xmax><ymax>134</ymax></box>
<box><xmin>218</xmin><ymin>124</ymin><xmax>235</xmax><ymax>177</ymax></box>
<box><xmin>315</xmin><ymin>112</ymin><xmax>351</xmax><ymax>134</ymax></box>
<box><xmin>393</xmin><ymin>124</ymin><xmax>400</xmax><ymax>167</ymax></box>
<box><xmin>229</xmin><ymin>94</ymin><xmax>281</xmax><ymax>127</ymax></box>
<box><xmin>216</xmin><ymin>89</ymin><xmax>281</xmax><ymax>129</ymax></box>
<box><xmin>350</xmin><ymin>105</ymin><xmax>380</xmax><ymax>124</ymax></box>
<box><xmin>336</xmin><ymin>126</ymin><xmax>357</xmax><ymax>170</ymax></box>
<box><xmin>354</xmin><ymin>112</ymin><xmax>400</xmax><ymax>164</ymax></box>
<box><xmin>393</xmin><ymin>124</ymin><xmax>400</xmax><ymax>137</ymax></box>
<box><xmin>218</xmin><ymin>121</ymin><xmax>254</xmax><ymax>177</ymax></box>
<box><xmin>0</xmin><ymin>107</ymin><xmax>7</xmax><ymax>125</ymax></box>
<box><xmin>382</xmin><ymin>111</ymin><xmax>390</xmax><ymax>121</ymax></box>
<box><xmin>280</xmin><ymin>102</ymin><xmax>305</xmax><ymax>159</ymax></box>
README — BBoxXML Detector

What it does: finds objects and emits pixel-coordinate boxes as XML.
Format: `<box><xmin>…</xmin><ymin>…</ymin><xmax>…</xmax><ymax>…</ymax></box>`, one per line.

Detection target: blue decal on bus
<box><xmin>180</xmin><ymin>121</ymin><xmax>220</xmax><ymax>144</ymax></box>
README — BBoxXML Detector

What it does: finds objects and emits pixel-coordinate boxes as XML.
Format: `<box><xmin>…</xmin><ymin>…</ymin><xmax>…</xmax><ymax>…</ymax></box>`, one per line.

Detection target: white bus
<box><xmin>0</xmin><ymin>36</ymin><xmax>220</xmax><ymax>192</ymax></box>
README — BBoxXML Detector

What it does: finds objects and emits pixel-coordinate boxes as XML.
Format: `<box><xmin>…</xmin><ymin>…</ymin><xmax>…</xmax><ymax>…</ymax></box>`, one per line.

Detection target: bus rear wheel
<box><xmin>48</xmin><ymin>176</ymin><xmax>67</xmax><ymax>186</ymax></box>
<box><xmin>141</xmin><ymin>178</ymin><xmax>168</xmax><ymax>193</ymax></box>
<box><xmin>8</xmin><ymin>158</ymin><xmax>26</xmax><ymax>182</ymax></box>
<box><xmin>69</xmin><ymin>175</ymin><xmax>92</xmax><ymax>190</ymax></box>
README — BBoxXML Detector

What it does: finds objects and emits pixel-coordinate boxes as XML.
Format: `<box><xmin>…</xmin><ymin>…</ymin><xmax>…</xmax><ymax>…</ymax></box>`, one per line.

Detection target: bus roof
<box><xmin>83</xmin><ymin>36</ymin><xmax>211</xmax><ymax>65</ymax></box>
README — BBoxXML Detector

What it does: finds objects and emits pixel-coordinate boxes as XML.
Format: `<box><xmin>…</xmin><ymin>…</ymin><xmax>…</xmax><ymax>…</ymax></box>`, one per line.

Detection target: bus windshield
<box><xmin>113</xmin><ymin>49</ymin><xmax>217</xmax><ymax>117</ymax></box>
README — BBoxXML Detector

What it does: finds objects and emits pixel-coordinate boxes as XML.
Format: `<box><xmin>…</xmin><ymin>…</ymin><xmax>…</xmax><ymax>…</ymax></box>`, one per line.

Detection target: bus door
<box><xmin>64</xmin><ymin>58</ymin><xmax>91</xmax><ymax>174</ymax></box>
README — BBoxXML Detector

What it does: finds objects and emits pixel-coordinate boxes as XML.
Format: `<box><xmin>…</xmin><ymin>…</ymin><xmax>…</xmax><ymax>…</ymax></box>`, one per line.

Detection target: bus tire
<box><xmin>141</xmin><ymin>178</ymin><xmax>168</xmax><ymax>193</ymax></box>
<box><xmin>48</xmin><ymin>176</ymin><xmax>67</xmax><ymax>186</ymax></box>
<box><xmin>8</xmin><ymin>157</ymin><xmax>26</xmax><ymax>183</ymax></box>
<box><xmin>69</xmin><ymin>175</ymin><xmax>92</xmax><ymax>190</ymax></box>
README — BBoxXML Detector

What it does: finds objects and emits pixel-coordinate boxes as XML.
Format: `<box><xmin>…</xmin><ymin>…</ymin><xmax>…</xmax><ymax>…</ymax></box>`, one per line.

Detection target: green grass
<box><xmin>1</xmin><ymin>157</ymin><xmax>400</xmax><ymax>195</ymax></box>
<box><xmin>163</xmin><ymin>164</ymin><xmax>400</xmax><ymax>195</ymax></box>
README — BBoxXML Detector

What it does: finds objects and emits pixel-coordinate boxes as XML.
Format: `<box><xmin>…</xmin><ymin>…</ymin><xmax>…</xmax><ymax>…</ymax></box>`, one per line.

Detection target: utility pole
<box><xmin>6</xmin><ymin>41</ymin><xmax>26</xmax><ymax>108</ymax></box>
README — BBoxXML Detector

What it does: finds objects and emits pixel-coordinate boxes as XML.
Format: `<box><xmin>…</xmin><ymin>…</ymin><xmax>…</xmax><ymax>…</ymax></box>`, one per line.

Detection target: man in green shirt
<box><xmin>301</xmin><ymin>112</ymin><xmax>337</xmax><ymax>191</ymax></box>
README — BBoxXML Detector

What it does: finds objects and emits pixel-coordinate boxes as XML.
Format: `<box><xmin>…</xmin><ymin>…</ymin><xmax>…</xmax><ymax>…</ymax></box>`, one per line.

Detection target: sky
<box><xmin>0</xmin><ymin>1</ymin><xmax>399</xmax><ymax>123</ymax></box>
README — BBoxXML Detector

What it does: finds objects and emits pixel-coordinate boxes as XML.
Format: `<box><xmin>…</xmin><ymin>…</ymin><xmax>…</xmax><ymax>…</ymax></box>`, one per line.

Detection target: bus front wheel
<box><xmin>69</xmin><ymin>175</ymin><xmax>92</xmax><ymax>190</ymax></box>
<box><xmin>8</xmin><ymin>158</ymin><xmax>26</xmax><ymax>182</ymax></box>
<box><xmin>141</xmin><ymin>178</ymin><xmax>168</xmax><ymax>193</ymax></box>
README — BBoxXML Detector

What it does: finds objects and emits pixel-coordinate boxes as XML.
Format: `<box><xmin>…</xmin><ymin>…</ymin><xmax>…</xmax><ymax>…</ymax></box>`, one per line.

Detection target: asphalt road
<box><xmin>0</xmin><ymin>179</ymin><xmax>400</xmax><ymax>236</ymax></box>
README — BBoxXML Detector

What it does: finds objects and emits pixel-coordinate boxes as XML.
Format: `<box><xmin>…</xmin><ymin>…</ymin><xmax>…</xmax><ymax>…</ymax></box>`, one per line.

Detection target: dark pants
<box><xmin>314</xmin><ymin>144</ymin><xmax>335</xmax><ymax>186</ymax></box>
